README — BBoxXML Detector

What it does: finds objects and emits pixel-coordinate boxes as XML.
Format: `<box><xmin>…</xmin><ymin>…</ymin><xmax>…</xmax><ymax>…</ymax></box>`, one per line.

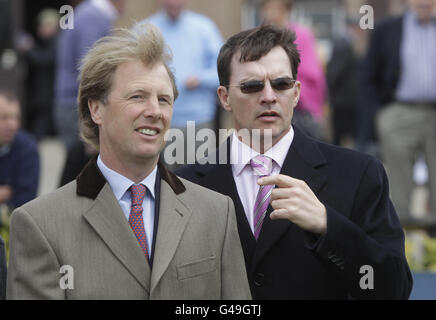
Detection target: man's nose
<box><xmin>260</xmin><ymin>80</ymin><xmax>277</xmax><ymax>105</ymax></box>
<box><xmin>144</xmin><ymin>97</ymin><xmax>162</xmax><ymax>119</ymax></box>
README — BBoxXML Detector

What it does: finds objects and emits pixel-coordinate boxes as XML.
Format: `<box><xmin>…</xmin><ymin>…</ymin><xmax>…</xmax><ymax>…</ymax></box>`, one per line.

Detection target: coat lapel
<box><xmin>250</xmin><ymin>127</ymin><xmax>327</xmax><ymax>271</ymax></box>
<box><xmin>83</xmin><ymin>184</ymin><xmax>151</xmax><ymax>293</ymax></box>
<box><xmin>150</xmin><ymin>179</ymin><xmax>192</xmax><ymax>293</ymax></box>
<box><xmin>77</xmin><ymin>157</ymin><xmax>151</xmax><ymax>292</ymax></box>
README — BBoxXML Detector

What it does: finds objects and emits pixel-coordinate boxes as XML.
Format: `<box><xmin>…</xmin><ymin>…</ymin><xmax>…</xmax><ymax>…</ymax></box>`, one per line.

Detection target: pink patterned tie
<box><xmin>251</xmin><ymin>155</ymin><xmax>273</xmax><ymax>240</ymax></box>
<box><xmin>129</xmin><ymin>184</ymin><xmax>149</xmax><ymax>261</ymax></box>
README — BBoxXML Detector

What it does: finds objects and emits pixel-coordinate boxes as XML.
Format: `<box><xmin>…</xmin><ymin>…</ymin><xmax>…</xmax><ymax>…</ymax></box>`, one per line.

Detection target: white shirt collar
<box><xmin>97</xmin><ymin>155</ymin><xmax>157</xmax><ymax>201</ymax></box>
<box><xmin>231</xmin><ymin>126</ymin><xmax>294</xmax><ymax>176</ymax></box>
<box><xmin>91</xmin><ymin>0</ymin><xmax>119</xmax><ymax>20</ymax></box>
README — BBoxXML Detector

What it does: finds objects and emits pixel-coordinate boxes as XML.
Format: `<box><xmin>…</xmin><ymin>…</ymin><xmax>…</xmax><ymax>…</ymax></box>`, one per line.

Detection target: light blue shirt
<box><xmin>396</xmin><ymin>11</ymin><xmax>436</xmax><ymax>102</ymax></box>
<box><xmin>97</xmin><ymin>155</ymin><xmax>157</xmax><ymax>256</ymax></box>
<box><xmin>141</xmin><ymin>10</ymin><xmax>223</xmax><ymax>127</ymax></box>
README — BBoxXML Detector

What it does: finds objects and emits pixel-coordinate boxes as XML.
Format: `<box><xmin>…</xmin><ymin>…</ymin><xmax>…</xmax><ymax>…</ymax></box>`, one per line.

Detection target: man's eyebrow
<box><xmin>158</xmin><ymin>93</ymin><xmax>174</xmax><ymax>102</ymax></box>
<box><xmin>237</xmin><ymin>73</ymin><xmax>293</xmax><ymax>83</ymax></box>
<box><xmin>125</xmin><ymin>88</ymin><xmax>148</xmax><ymax>95</ymax></box>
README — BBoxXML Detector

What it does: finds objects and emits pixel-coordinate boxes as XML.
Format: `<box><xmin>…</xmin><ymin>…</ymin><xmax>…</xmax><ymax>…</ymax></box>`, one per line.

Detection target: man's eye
<box><xmin>159</xmin><ymin>97</ymin><xmax>171</xmax><ymax>104</ymax></box>
<box><xmin>130</xmin><ymin>95</ymin><xmax>144</xmax><ymax>100</ymax></box>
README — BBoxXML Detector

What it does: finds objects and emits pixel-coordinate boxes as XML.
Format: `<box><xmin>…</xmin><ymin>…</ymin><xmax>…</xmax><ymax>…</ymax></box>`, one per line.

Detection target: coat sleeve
<box><xmin>220</xmin><ymin>196</ymin><xmax>252</xmax><ymax>299</ymax></box>
<box><xmin>7</xmin><ymin>207</ymin><xmax>65</xmax><ymax>300</ymax></box>
<box><xmin>307</xmin><ymin>158</ymin><xmax>413</xmax><ymax>299</ymax></box>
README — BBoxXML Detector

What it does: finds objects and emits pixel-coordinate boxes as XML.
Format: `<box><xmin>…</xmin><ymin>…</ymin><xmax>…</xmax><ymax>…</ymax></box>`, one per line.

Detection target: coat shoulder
<box><xmin>16</xmin><ymin>181</ymin><xmax>84</xmax><ymax>221</ymax></box>
<box><xmin>316</xmin><ymin>139</ymin><xmax>377</xmax><ymax>169</ymax></box>
<box><xmin>178</xmin><ymin>176</ymin><xmax>230</xmax><ymax>203</ymax></box>
<box><xmin>176</xmin><ymin>163</ymin><xmax>213</xmax><ymax>181</ymax></box>
<box><xmin>176</xmin><ymin>176</ymin><xmax>234</xmax><ymax>220</ymax></box>
<box><xmin>313</xmin><ymin>140</ymin><xmax>386</xmax><ymax>190</ymax></box>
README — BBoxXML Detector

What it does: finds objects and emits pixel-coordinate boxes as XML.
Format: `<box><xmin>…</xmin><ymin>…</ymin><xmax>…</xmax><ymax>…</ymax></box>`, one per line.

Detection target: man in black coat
<box><xmin>176</xmin><ymin>25</ymin><xmax>412</xmax><ymax>299</ymax></box>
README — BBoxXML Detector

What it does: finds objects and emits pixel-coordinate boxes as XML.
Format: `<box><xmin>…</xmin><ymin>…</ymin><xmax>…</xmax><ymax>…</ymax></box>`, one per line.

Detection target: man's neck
<box><xmin>234</xmin><ymin>128</ymin><xmax>290</xmax><ymax>154</ymax></box>
<box><xmin>99</xmin><ymin>152</ymin><xmax>158</xmax><ymax>184</ymax></box>
<box><xmin>164</xmin><ymin>10</ymin><xmax>183</xmax><ymax>23</ymax></box>
<box><xmin>410</xmin><ymin>10</ymin><xmax>435</xmax><ymax>25</ymax></box>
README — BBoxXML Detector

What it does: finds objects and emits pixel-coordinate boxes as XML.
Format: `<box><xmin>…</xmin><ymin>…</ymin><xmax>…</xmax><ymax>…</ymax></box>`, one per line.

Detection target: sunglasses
<box><xmin>227</xmin><ymin>77</ymin><xmax>296</xmax><ymax>94</ymax></box>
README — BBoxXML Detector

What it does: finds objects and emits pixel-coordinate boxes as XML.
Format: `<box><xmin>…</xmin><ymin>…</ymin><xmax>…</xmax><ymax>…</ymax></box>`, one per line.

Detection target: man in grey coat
<box><xmin>6</xmin><ymin>24</ymin><xmax>250</xmax><ymax>300</ymax></box>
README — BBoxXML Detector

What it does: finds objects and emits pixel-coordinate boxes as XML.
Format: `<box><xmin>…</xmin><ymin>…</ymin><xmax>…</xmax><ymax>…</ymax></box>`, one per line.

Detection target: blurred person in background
<box><xmin>54</xmin><ymin>0</ymin><xmax>127</xmax><ymax>152</ymax></box>
<box><xmin>22</xmin><ymin>9</ymin><xmax>59</xmax><ymax>141</ymax></box>
<box><xmin>327</xmin><ymin>17</ymin><xmax>363</xmax><ymax>148</ymax></box>
<box><xmin>140</xmin><ymin>0</ymin><xmax>223</xmax><ymax>169</ymax></box>
<box><xmin>0</xmin><ymin>90</ymin><xmax>39</xmax><ymax>211</ymax></box>
<box><xmin>54</xmin><ymin>0</ymin><xmax>127</xmax><ymax>186</ymax></box>
<box><xmin>258</xmin><ymin>0</ymin><xmax>326</xmax><ymax>139</ymax></box>
<box><xmin>361</xmin><ymin>0</ymin><xmax>436</xmax><ymax>223</ymax></box>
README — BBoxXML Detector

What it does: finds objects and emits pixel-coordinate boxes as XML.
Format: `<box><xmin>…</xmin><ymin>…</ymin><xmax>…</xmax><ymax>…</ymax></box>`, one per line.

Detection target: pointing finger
<box><xmin>258</xmin><ymin>174</ymin><xmax>302</xmax><ymax>188</ymax></box>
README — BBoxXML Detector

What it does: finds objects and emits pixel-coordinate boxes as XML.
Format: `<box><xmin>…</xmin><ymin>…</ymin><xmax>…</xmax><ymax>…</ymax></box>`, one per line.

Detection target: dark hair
<box><xmin>217</xmin><ymin>24</ymin><xmax>300</xmax><ymax>86</ymax></box>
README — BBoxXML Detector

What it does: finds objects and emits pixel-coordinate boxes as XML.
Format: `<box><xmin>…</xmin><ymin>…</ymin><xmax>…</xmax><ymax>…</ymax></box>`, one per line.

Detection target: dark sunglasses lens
<box><xmin>271</xmin><ymin>78</ymin><xmax>295</xmax><ymax>90</ymax></box>
<box><xmin>240</xmin><ymin>81</ymin><xmax>264</xmax><ymax>93</ymax></box>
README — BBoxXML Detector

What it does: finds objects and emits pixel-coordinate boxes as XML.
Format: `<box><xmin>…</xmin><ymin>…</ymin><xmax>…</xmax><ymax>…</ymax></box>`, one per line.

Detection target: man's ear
<box><xmin>292</xmin><ymin>81</ymin><xmax>302</xmax><ymax>108</ymax></box>
<box><xmin>88</xmin><ymin>99</ymin><xmax>103</xmax><ymax>125</ymax></box>
<box><xmin>217</xmin><ymin>86</ymin><xmax>232</xmax><ymax>112</ymax></box>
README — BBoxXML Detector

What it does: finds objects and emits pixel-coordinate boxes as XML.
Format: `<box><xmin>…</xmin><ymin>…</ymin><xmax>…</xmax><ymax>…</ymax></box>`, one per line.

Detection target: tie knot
<box><xmin>250</xmin><ymin>155</ymin><xmax>272</xmax><ymax>176</ymax></box>
<box><xmin>130</xmin><ymin>184</ymin><xmax>147</xmax><ymax>206</ymax></box>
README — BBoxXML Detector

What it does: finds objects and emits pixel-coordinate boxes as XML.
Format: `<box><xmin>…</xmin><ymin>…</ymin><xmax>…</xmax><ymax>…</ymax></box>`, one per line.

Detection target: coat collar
<box><xmin>76</xmin><ymin>156</ymin><xmax>186</xmax><ymax>199</ymax></box>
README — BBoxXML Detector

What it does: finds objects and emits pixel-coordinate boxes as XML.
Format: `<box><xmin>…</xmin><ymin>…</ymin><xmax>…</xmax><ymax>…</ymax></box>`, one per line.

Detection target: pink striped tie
<box><xmin>251</xmin><ymin>155</ymin><xmax>273</xmax><ymax>240</ymax></box>
<box><xmin>129</xmin><ymin>184</ymin><xmax>149</xmax><ymax>261</ymax></box>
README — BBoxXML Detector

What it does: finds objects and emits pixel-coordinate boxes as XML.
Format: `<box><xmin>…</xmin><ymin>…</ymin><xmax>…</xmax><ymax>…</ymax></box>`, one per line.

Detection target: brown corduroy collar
<box><xmin>76</xmin><ymin>156</ymin><xmax>186</xmax><ymax>199</ymax></box>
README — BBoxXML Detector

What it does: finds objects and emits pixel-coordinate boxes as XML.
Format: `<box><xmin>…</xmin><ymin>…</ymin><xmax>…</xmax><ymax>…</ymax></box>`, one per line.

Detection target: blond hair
<box><xmin>78</xmin><ymin>23</ymin><xmax>178</xmax><ymax>149</ymax></box>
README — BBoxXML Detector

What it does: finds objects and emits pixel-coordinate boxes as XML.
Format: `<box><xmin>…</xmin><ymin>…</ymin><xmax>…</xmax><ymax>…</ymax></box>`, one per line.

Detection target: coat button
<box><xmin>254</xmin><ymin>273</ymin><xmax>265</xmax><ymax>286</ymax></box>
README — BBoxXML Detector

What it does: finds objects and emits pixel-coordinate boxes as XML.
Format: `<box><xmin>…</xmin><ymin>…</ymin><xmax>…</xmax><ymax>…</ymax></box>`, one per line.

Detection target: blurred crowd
<box><xmin>0</xmin><ymin>0</ymin><xmax>436</xmax><ymax>228</ymax></box>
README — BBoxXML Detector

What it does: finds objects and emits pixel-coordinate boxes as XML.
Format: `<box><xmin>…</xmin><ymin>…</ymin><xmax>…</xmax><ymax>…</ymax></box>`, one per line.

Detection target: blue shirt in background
<box><xmin>143</xmin><ymin>10</ymin><xmax>223</xmax><ymax>128</ymax></box>
<box><xmin>396</xmin><ymin>11</ymin><xmax>436</xmax><ymax>103</ymax></box>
